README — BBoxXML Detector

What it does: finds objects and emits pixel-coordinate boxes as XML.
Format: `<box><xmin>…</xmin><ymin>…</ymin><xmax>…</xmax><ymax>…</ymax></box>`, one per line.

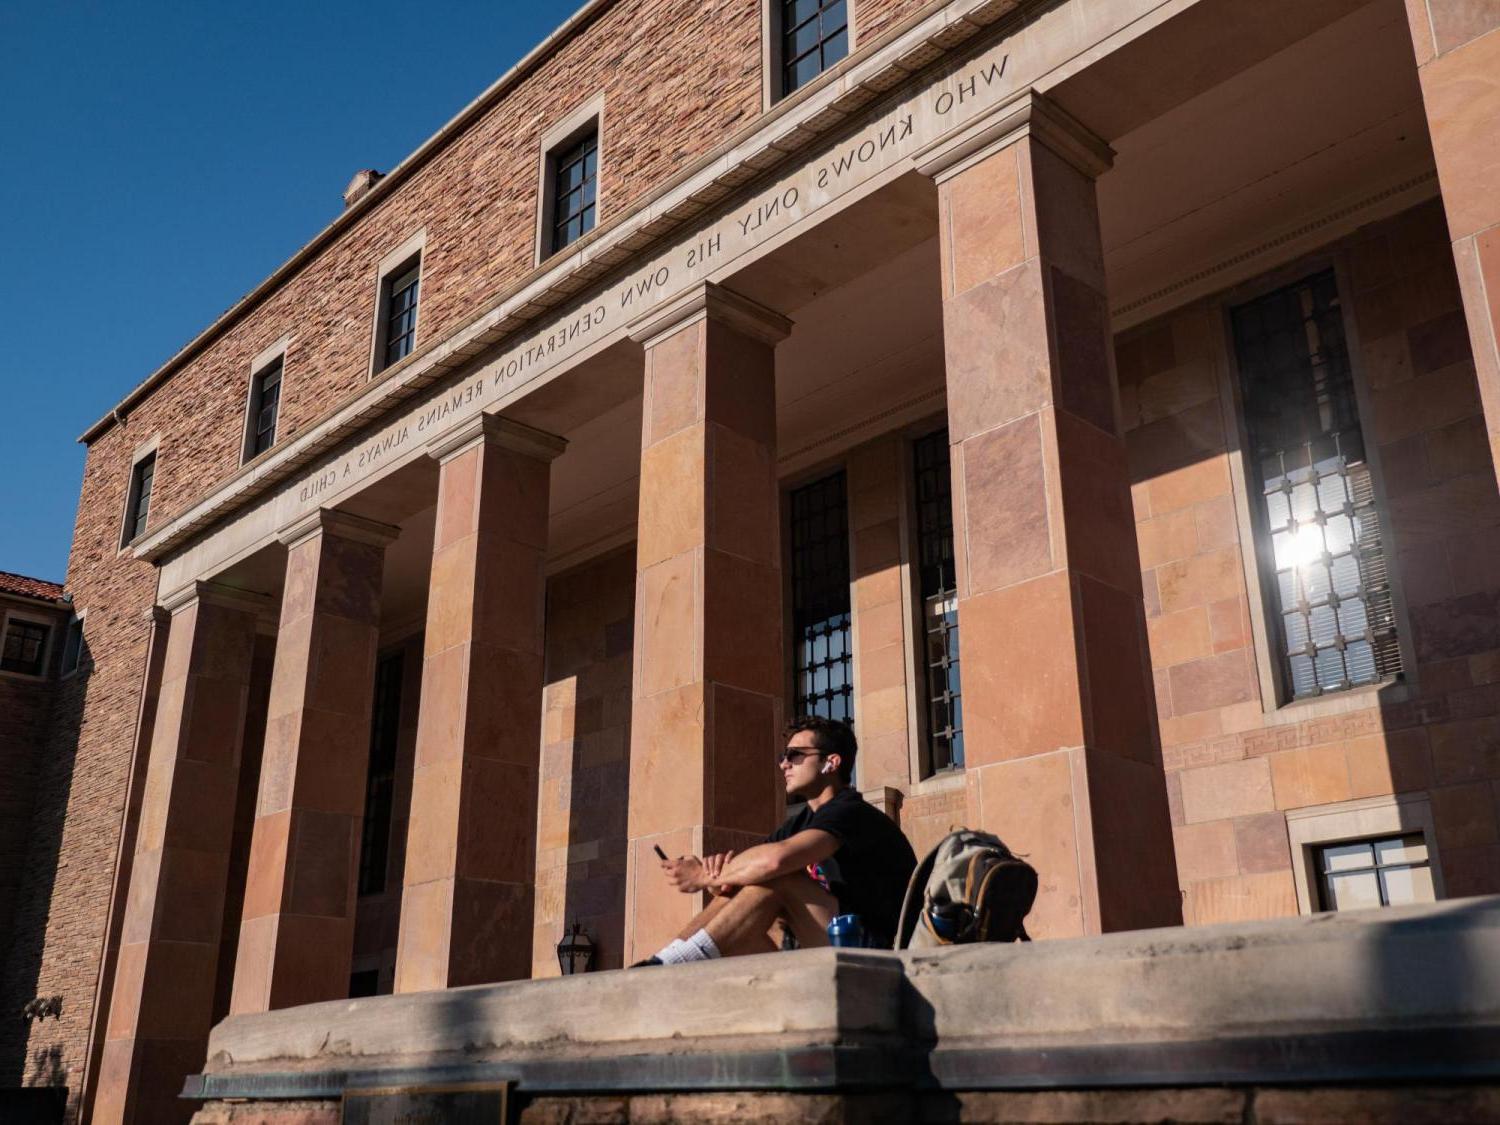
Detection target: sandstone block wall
<box><xmin>533</xmin><ymin>547</ymin><xmax>636</xmax><ymax>975</ymax></box>
<box><xmin>1120</xmin><ymin>199</ymin><xmax>1500</xmax><ymax>923</ymax></box>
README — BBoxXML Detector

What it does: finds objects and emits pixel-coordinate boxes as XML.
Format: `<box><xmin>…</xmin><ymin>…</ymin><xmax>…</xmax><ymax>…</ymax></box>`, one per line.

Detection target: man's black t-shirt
<box><xmin>768</xmin><ymin>787</ymin><xmax>918</xmax><ymax>948</ymax></box>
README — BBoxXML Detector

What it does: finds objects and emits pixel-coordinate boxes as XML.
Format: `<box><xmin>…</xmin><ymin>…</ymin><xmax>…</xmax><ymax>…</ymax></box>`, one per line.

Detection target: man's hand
<box><xmin>702</xmin><ymin>850</ymin><xmax>736</xmax><ymax>895</ymax></box>
<box><xmin>660</xmin><ymin>852</ymin><xmax>737</xmax><ymax>894</ymax></box>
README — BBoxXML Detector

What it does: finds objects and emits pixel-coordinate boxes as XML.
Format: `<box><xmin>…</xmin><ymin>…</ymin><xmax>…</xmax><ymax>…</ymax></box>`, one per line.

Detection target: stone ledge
<box><xmin>186</xmin><ymin>898</ymin><xmax>1500</xmax><ymax>1103</ymax></box>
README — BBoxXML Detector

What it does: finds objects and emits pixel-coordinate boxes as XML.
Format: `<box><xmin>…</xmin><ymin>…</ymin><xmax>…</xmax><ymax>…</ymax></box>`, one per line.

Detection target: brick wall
<box><xmin>0</xmin><ymin>461</ymin><xmax>155</xmax><ymax>1097</ymax></box>
<box><xmin>0</xmin><ymin>599</ymin><xmax>67</xmax><ymax>989</ymax></box>
<box><xmin>533</xmin><ymin>547</ymin><xmax>636</xmax><ymax>975</ymax></box>
<box><xmin>1119</xmin><ymin>200</ymin><xmax>1500</xmax><ymax>924</ymax></box>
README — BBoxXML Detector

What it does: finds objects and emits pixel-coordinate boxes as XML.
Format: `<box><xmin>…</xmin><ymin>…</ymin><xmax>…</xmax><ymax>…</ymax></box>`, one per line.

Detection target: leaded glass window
<box><xmin>1316</xmin><ymin>834</ymin><xmax>1433</xmax><ymax>911</ymax></box>
<box><xmin>1</xmin><ymin>619</ymin><xmax>49</xmax><ymax>676</ymax></box>
<box><xmin>357</xmin><ymin>651</ymin><xmax>404</xmax><ymax>896</ymax></box>
<box><xmin>1231</xmin><ymin>270</ymin><xmax>1401</xmax><ymax>700</ymax></box>
<box><xmin>914</xmin><ymin>429</ymin><xmax>962</xmax><ymax>772</ymax></box>
<box><xmin>382</xmin><ymin>258</ymin><xmax>420</xmax><ymax>369</ymax></box>
<box><xmin>246</xmin><ymin>357</ymin><xmax>282</xmax><ymax>460</ymax></box>
<box><xmin>550</xmin><ymin>130</ymin><xmax>598</xmax><ymax>255</ymax></box>
<box><xmin>782</xmin><ymin>0</ymin><xmax>849</xmax><ymax>97</ymax></box>
<box><xmin>790</xmin><ymin>472</ymin><xmax>853</xmax><ymax>726</ymax></box>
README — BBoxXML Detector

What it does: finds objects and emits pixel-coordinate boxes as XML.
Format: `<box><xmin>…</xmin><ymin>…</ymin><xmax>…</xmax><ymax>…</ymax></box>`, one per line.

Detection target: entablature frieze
<box><xmin>138</xmin><ymin>0</ymin><xmax>1197</xmax><ymax>599</ymax></box>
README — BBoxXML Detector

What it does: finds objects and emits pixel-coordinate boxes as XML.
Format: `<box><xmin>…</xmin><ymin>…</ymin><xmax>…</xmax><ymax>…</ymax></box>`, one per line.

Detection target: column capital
<box><xmin>277</xmin><ymin>507</ymin><xmax>401</xmax><ymax>550</ymax></box>
<box><xmin>159</xmin><ymin>579</ymin><xmax>274</xmax><ymax>617</ymax></box>
<box><xmin>914</xmin><ymin>89</ymin><xmax>1114</xmax><ymax>184</ymax></box>
<box><xmin>628</xmin><ymin>282</ymin><xmax>792</xmax><ymax>350</ymax></box>
<box><xmin>425</xmin><ymin>412</ymin><xmax>568</xmax><ymax>465</ymax></box>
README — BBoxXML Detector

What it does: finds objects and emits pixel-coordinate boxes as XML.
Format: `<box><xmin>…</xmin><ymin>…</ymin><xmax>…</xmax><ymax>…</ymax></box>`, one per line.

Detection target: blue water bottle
<box><xmin>827</xmin><ymin>913</ymin><xmax>866</xmax><ymax>948</ymax></box>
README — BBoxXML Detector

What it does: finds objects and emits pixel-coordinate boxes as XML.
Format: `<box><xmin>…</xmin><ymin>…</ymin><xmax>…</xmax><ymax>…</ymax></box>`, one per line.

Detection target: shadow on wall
<box><xmin>0</xmin><ymin>658</ymin><xmax>90</xmax><ymax>1094</ymax></box>
<box><xmin>1118</xmin><ymin>199</ymin><xmax>1500</xmax><ymax>929</ymax></box>
<box><xmin>546</xmin><ymin>546</ymin><xmax>636</xmax><ymax>974</ymax></box>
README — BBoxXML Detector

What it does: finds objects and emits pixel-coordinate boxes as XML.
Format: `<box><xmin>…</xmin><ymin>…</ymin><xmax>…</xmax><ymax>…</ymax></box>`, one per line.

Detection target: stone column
<box><xmin>622</xmin><ymin>283</ymin><xmax>790</xmax><ymax>963</ymax></box>
<box><xmin>916</xmin><ymin>93</ymin><xmax>1180</xmax><ymax>938</ymax></box>
<box><xmin>95</xmin><ymin>583</ymin><xmax>265</xmax><ymax>1125</ymax></box>
<box><xmin>229</xmin><ymin>509</ymin><xmax>397</xmax><ymax>1013</ymax></box>
<box><xmin>394</xmin><ymin>415</ymin><xmax>565</xmax><ymax>992</ymax></box>
<box><xmin>1403</xmin><ymin>3</ymin><xmax>1500</xmax><ymax>481</ymax></box>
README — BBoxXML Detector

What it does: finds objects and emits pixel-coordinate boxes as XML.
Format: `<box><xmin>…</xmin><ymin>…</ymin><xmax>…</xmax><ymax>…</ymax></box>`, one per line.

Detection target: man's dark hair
<box><xmin>785</xmin><ymin>716</ymin><xmax>857</xmax><ymax>784</ymax></box>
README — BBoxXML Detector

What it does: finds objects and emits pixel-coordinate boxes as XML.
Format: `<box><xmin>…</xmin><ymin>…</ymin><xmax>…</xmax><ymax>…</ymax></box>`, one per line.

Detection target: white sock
<box><xmin>654</xmin><ymin>939</ymin><xmax>695</xmax><ymax>964</ymax></box>
<box><xmin>686</xmin><ymin>928</ymin><xmax>721</xmax><ymax>960</ymax></box>
<box><xmin>654</xmin><ymin>930</ymin><xmax>721</xmax><ymax>964</ymax></box>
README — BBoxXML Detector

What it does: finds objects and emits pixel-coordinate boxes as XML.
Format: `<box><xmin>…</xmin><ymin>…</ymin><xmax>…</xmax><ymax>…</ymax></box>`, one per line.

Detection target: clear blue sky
<box><xmin>0</xmin><ymin>0</ymin><xmax>581</xmax><ymax>584</ymax></box>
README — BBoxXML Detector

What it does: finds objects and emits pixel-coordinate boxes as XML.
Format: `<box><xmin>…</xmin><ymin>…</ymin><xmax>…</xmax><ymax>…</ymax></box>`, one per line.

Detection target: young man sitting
<box><xmin>636</xmin><ymin>716</ymin><xmax>918</xmax><ymax>966</ymax></box>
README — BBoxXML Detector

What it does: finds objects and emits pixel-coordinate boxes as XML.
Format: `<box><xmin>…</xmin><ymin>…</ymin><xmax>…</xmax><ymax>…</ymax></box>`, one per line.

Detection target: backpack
<box><xmin>894</xmin><ymin>828</ymin><xmax>1038</xmax><ymax>948</ymax></box>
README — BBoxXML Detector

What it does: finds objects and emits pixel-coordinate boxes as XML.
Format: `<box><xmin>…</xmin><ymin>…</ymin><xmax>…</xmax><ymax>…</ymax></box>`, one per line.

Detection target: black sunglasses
<box><xmin>776</xmin><ymin>748</ymin><xmax>827</xmax><ymax>765</ymax></box>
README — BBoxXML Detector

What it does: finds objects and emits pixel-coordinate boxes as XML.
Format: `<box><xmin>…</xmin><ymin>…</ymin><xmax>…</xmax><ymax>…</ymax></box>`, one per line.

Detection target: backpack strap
<box><xmin>894</xmin><ymin>839</ymin><xmax>942</xmax><ymax>950</ymax></box>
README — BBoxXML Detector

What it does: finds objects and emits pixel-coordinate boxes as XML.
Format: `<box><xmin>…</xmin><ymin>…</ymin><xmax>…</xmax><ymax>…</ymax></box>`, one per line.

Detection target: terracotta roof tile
<box><xmin>0</xmin><ymin>570</ymin><xmax>66</xmax><ymax>603</ymax></box>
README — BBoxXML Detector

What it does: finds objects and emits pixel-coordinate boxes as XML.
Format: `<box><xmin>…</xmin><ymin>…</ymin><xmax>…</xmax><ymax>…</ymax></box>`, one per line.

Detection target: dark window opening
<box><xmin>348</xmin><ymin>968</ymin><xmax>380</xmax><ymax>998</ymax></box>
<box><xmin>790</xmin><ymin>471</ymin><xmax>853</xmax><ymax>727</ymax></box>
<box><xmin>381</xmin><ymin>258</ymin><xmax>421</xmax><ymax>370</ymax></box>
<box><xmin>1231</xmin><ymin>270</ymin><xmax>1401</xmax><ymax>701</ymax></box>
<box><xmin>782</xmin><ymin>0</ymin><xmax>849</xmax><ymax>97</ymax></box>
<box><xmin>357</xmin><ymin>651</ymin><xmax>404</xmax><ymax>896</ymax></box>
<box><xmin>61</xmin><ymin>615</ymin><xmax>86</xmax><ymax>675</ymax></box>
<box><xmin>1316</xmin><ymin>833</ymin><xmax>1433</xmax><ymax>911</ymax></box>
<box><xmin>123</xmin><ymin>452</ymin><xmax>156</xmax><ymax>546</ymax></box>
<box><xmin>914</xmin><ymin>429</ymin><xmax>962</xmax><ymax>772</ymax></box>
<box><xmin>1</xmin><ymin>619</ymin><xmax>49</xmax><ymax>676</ymax></box>
<box><xmin>550</xmin><ymin>130</ymin><xmax>598</xmax><ymax>255</ymax></box>
<box><xmin>246</xmin><ymin>357</ymin><xmax>283</xmax><ymax>460</ymax></box>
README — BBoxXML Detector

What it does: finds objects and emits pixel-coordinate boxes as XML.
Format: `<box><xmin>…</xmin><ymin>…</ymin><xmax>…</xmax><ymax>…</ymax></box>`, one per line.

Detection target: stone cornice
<box><xmin>277</xmin><ymin>508</ymin><xmax>401</xmax><ymax>550</ymax></box>
<box><xmin>159</xmin><ymin>580</ymin><xmax>274</xmax><ymax>617</ymax></box>
<box><xmin>913</xmin><ymin>88</ymin><xmax>1113</xmax><ymax>181</ymax></box>
<box><xmin>628</xmin><ymin>282</ymin><xmax>793</xmax><ymax>349</ymax></box>
<box><xmin>129</xmin><ymin>0</ymin><xmax>1038</xmax><ymax>565</ymax></box>
<box><xmin>425</xmin><ymin>414</ymin><xmax>568</xmax><ymax>464</ymax></box>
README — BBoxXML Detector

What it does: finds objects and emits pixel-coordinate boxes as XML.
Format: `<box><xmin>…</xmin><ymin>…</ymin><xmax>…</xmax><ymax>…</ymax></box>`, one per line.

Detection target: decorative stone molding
<box><xmin>424</xmin><ymin>412</ymin><xmax>568</xmax><ymax>465</ymax></box>
<box><xmin>158</xmin><ymin>580</ymin><xmax>274</xmax><ymax>617</ymax></box>
<box><xmin>276</xmin><ymin>508</ymin><xmax>401</xmax><ymax>550</ymax></box>
<box><xmin>913</xmin><ymin>88</ymin><xmax>1113</xmax><ymax>184</ymax></box>
<box><xmin>627</xmin><ymin>281</ymin><xmax>793</xmax><ymax>349</ymax></box>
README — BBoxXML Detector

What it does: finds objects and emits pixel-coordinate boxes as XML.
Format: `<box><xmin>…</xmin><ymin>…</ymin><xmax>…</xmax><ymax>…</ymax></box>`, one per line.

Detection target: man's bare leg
<box><xmin>700</xmin><ymin>873</ymin><xmax>838</xmax><ymax>956</ymax></box>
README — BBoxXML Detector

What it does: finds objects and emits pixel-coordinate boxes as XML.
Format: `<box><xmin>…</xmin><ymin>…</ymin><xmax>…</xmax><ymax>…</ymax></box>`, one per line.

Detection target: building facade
<box><xmin>5</xmin><ymin>0</ymin><xmax>1500</xmax><ymax>1119</ymax></box>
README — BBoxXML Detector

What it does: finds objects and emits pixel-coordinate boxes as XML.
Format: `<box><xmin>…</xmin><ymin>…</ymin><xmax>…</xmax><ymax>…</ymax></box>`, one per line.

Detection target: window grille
<box><xmin>357</xmin><ymin>651</ymin><xmax>404</xmax><ymax>896</ymax></box>
<box><xmin>782</xmin><ymin>0</ymin><xmax>849</xmax><ymax>96</ymax></box>
<box><xmin>1316</xmin><ymin>833</ymin><xmax>1433</xmax><ymax>911</ymax></box>
<box><xmin>247</xmin><ymin>358</ymin><xmax>282</xmax><ymax>460</ymax></box>
<box><xmin>914</xmin><ymin>430</ymin><xmax>962</xmax><ymax>771</ymax></box>
<box><xmin>790</xmin><ymin>472</ymin><xmax>853</xmax><ymax>726</ymax></box>
<box><xmin>551</xmin><ymin>130</ymin><xmax>598</xmax><ymax>254</ymax></box>
<box><xmin>1231</xmin><ymin>270</ymin><xmax>1400</xmax><ymax>700</ymax></box>
<box><xmin>382</xmin><ymin>259</ymin><xmax>420</xmax><ymax>369</ymax></box>
<box><xmin>1</xmin><ymin>619</ymin><xmax>49</xmax><ymax>676</ymax></box>
<box><xmin>124</xmin><ymin>452</ymin><xmax>155</xmax><ymax>545</ymax></box>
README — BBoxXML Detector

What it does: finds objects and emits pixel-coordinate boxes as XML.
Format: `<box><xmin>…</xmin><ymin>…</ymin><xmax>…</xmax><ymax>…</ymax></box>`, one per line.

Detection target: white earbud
<box><xmin>821</xmin><ymin>761</ymin><xmax>835</xmax><ymax>775</ymax></box>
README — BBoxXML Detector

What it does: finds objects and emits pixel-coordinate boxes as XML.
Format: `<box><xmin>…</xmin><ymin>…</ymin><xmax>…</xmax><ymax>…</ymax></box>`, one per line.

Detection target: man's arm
<box><xmin>662</xmin><ymin>829</ymin><xmax>839</xmax><ymax>894</ymax></box>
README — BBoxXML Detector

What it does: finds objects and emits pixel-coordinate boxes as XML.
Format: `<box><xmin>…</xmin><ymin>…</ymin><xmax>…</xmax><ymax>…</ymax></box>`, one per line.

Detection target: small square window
<box><xmin>1315</xmin><ymin>832</ymin><xmax>1434</xmax><ymax>911</ymax></box>
<box><xmin>1</xmin><ymin>618</ymin><xmax>50</xmax><ymax>676</ymax></box>
<box><xmin>548</xmin><ymin>129</ymin><xmax>598</xmax><ymax>257</ymax></box>
<box><xmin>122</xmin><ymin>452</ymin><xmax>156</xmax><ymax>547</ymax></box>
<box><xmin>376</xmin><ymin>256</ymin><xmax>421</xmax><ymax>372</ymax></box>
<box><xmin>244</xmin><ymin>356</ymin><xmax>283</xmax><ymax>462</ymax></box>
<box><xmin>776</xmin><ymin>0</ymin><xmax>849</xmax><ymax>99</ymax></box>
